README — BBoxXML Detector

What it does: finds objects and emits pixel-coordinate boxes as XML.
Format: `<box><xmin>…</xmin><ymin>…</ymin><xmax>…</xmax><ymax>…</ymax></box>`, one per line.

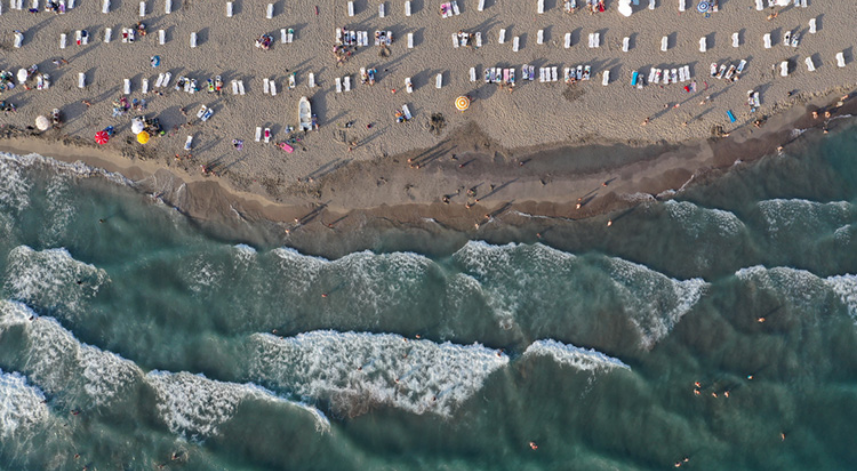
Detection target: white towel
<box><xmin>513</xmin><ymin>36</ymin><xmax>519</xmax><ymax>52</ymax></box>
<box><xmin>537</xmin><ymin>30</ymin><xmax>544</xmax><ymax>45</ymax></box>
<box><xmin>732</xmin><ymin>32</ymin><xmax>739</xmax><ymax>48</ymax></box>
<box><xmin>267</xmin><ymin>3</ymin><xmax>273</xmax><ymax>18</ymax></box>
<box><xmin>622</xmin><ymin>37</ymin><xmax>629</xmax><ymax>52</ymax></box>
<box><xmin>565</xmin><ymin>33</ymin><xmax>572</xmax><ymax>49</ymax></box>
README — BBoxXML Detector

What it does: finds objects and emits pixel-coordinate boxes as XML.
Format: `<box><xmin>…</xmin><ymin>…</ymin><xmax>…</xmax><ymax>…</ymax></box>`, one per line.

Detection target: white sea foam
<box><xmin>0</xmin><ymin>369</ymin><xmax>50</xmax><ymax>439</ymax></box>
<box><xmin>664</xmin><ymin>200</ymin><xmax>744</xmax><ymax>238</ymax></box>
<box><xmin>736</xmin><ymin>265</ymin><xmax>842</xmax><ymax>315</ymax></box>
<box><xmin>0</xmin><ymin>157</ymin><xmax>32</xmax><ymax>212</ymax></box>
<box><xmin>147</xmin><ymin>371</ymin><xmax>329</xmax><ymax>439</ymax></box>
<box><xmin>757</xmin><ymin>199</ymin><xmax>851</xmax><ymax>238</ymax></box>
<box><xmin>249</xmin><ymin>330</ymin><xmax>509</xmax><ymax>417</ymax></box>
<box><xmin>824</xmin><ymin>274</ymin><xmax>857</xmax><ymax>322</ymax></box>
<box><xmin>3</xmin><ymin>246</ymin><xmax>108</xmax><ymax>316</ymax></box>
<box><xmin>524</xmin><ymin>339</ymin><xmax>630</xmax><ymax>371</ymax></box>
<box><xmin>0</xmin><ymin>151</ymin><xmax>134</xmax><ymax>187</ymax></box>
<box><xmin>41</xmin><ymin>173</ymin><xmax>75</xmax><ymax>245</ymax></box>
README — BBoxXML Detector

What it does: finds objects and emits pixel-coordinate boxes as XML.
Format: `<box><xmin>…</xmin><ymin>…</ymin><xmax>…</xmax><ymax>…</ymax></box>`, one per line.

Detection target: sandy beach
<box><xmin>1</xmin><ymin>0</ymin><xmax>856</xmax><ymax>248</ymax></box>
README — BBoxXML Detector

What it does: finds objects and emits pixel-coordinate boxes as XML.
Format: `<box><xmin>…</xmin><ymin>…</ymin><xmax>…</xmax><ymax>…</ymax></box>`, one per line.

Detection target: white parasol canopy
<box><xmin>131</xmin><ymin>118</ymin><xmax>145</xmax><ymax>135</ymax></box>
<box><xmin>618</xmin><ymin>0</ymin><xmax>632</xmax><ymax>16</ymax></box>
<box><xmin>35</xmin><ymin>115</ymin><xmax>50</xmax><ymax>131</ymax></box>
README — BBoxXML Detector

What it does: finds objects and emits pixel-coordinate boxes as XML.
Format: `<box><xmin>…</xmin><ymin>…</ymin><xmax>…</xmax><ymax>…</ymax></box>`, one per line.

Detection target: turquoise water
<box><xmin>1</xmin><ymin>126</ymin><xmax>856</xmax><ymax>470</ymax></box>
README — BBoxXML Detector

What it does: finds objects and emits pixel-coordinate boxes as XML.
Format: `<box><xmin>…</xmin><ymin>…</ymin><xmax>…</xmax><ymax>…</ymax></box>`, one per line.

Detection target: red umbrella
<box><xmin>94</xmin><ymin>130</ymin><xmax>110</xmax><ymax>145</ymax></box>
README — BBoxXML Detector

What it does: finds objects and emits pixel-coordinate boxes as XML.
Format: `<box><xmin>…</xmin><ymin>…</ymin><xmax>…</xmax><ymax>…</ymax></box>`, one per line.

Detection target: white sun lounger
<box><xmin>805</xmin><ymin>57</ymin><xmax>816</xmax><ymax>72</ymax></box>
<box><xmin>13</xmin><ymin>30</ymin><xmax>23</xmax><ymax>48</ymax></box>
<box><xmin>780</xmin><ymin>61</ymin><xmax>789</xmax><ymax>77</ymax></box>
<box><xmin>159</xmin><ymin>29</ymin><xmax>165</xmax><ymax>45</ymax></box>
<box><xmin>184</xmin><ymin>136</ymin><xmax>193</xmax><ymax>151</ymax></box>
<box><xmin>123</xmin><ymin>79</ymin><xmax>131</xmax><ymax>95</ymax></box>
<box><xmin>755</xmin><ymin>0</ymin><xmax>763</xmax><ymax>10</ymax></box>
<box><xmin>70</xmin><ymin>0</ymin><xmax>75</xmax><ymax>9</ymax></box>
<box><xmin>623</xmin><ymin>37</ymin><xmax>630</xmax><ymax>52</ymax></box>
<box><xmin>267</xmin><ymin>3</ymin><xmax>274</xmax><ymax>18</ymax></box>
<box><xmin>593</xmin><ymin>33</ymin><xmax>600</xmax><ymax>48</ymax></box>
<box><xmin>699</xmin><ymin>37</ymin><xmax>706</xmax><ymax>53</ymax></box>
<box><xmin>263</xmin><ymin>78</ymin><xmax>270</xmax><ymax>94</ymax></box>
<box><xmin>379</xmin><ymin>3</ymin><xmax>385</xmax><ymax>17</ymax></box>
<box><xmin>255</xmin><ymin>127</ymin><xmax>262</xmax><ymax>142</ymax></box>
<box><xmin>335</xmin><ymin>77</ymin><xmax>342</xmax><ymax>93</ymax></box>
<box><xmin>60</xmin><ymin>33</ymin><xmax>67</xmax><ymax>49</ymax></box>
<box><xmin>763</xmin><ymin>33</ymin><xmax>771</xmax><ymax>49</ymax></box>
<box><xmin>281</xmin><ymin>29</ymin><xmax>287</xmax><ymax>44</ymax></box>
<box><xmin>453</xmin><ymin>1</ymin><xmax>460</xmax><ymax>14</ymax></box>
<box><xmin>565</xmin><ymin>33</ymin><xmax>572</xmax><ymax>49</ymax></box>
<box><xmin>31</xmin><ymin>0</ymin><xmax>36</xmax><ymax>7</ymax></box>
<box><xmin>478</xmin><ymin>0</ymin><xmax>485</xmax><ymax>11</ymax></box>
<box><xmin>648</xmin><ymin>68</ymin><xmax>657</xmax><ymax>83</ymax></box>
<box><xmin>513</xmin><ymin>36</ymin><xmax>519</xmax><ymax>52</ymax></box>
<box><xmin>141</xmin><ymin>78</ymin><xmax>148</xmax><ymax>94</ymax></box>
<box><xmin>661</xmin><ymin>36</ymin><xmax>668</xmax><ymax>51</ymax></box>
<box><xmin>836</xmin><ymin>52</ymin><xmax>845</xmax><ymax>68</ymax></box>
<box><xmin>344</xmin><ymin>76</ymin><xmax>351</xmax><ymax>92</ymax></box>
<box><xmin>104</xmin><ymin>28</ymin><xmax>112</xmax><ymax>42</ymax></box>
<box><xmin>102</xmin><ymin>0</ymin><xmax>109</xmax><ymax>13</ymax></box>
<box><xmin>347</xmin><ymin>1</ymin><xmax>354</xmax><ymax>16</ymax></box>
<box><xmin>683</xmin><ymin>65</ymin><xmax>691</xmax><ymax>79</ymax></box>
<box><xmin>308</xmin><ymin>73</ymin><xmax>315</xmax><ymax>88</ymax></box>
<box><xmin>602</xmin><ymin>70</ymin><xmax>610</xmax><ymax>86</ymax></box>
<box><xmin>238</xmin><ymin>80</ymin><xmax>245</xmax><ymax>95</ymax></box>
<box><xmin>227</xmin><ymin>2</ymin><xmax>233</xmax><ymax>17</ymax></box>
<box><xmin>452</xmin><ymin>33</ymin><xmax>459</xmax><ymax>48</ymax></box>
<box><xmin>470</xmin><ymin>67</ymin><xmax>477</xmax><ymax>82</ymax></box>
<box><xmin>537</xmin><ymin>30</ymin><xmax>544</xmax><ymax>45</ymax></box>
<box><xmin>164</xmin><ymin>0</ymin><xmax>171</xmax><ymax>14</ymax></box>
<box><xmin>264</xmin><ymin>128</ymin><xmax>271</xmax><ymax>143</ymax></box>
<box><xmin>162</xmin><ymin>73</ymin><xmax>171</xmax><ymax>87</ymax></box>
<box><xmin>190</xmin><ymin>32</ymin><xmax>197</xmax><ymax>48</ymax></box>
<box><xmin>436</xmin><ymin>73</ymin><xmax>442</xmax><ymax>89</ymax></box>
<box><xmin>139</xmin><ymin>1</ymin><xmax>145</xmax><ymax>17</ymax></box>
<box><xmin>405</xmin><ymin>77</ymin><xmax>413</xmax><ymax>93</ymax></box>
<box><xmin>537</xmin><ymin>0</ymin><xmax>544</xmax><ymax>14</ymax></box>
<box><xmin>800</xmin><ymin>0</ymin><xmax>806</xmax><ymax>7</ymax></box>
<box><xmin>678</xmin><ymin>0</ymin><xmax>685</xmax><ymax>12</ymax></box>
<box><xmin>403</xmin><ymin>104</ymin><xmax>412</xmax><ymax>120</ymax></box>
<box><xmin>653</xmin><ymin>68</ymin><xmax>661</xmax><ymax>84</ymax></box>
<box><xmin>408</xmin><ymin>33</ymin><xmax>414</xmax><ymax>48</ymax></box>
<box><xmin>732</xmin><ymin>32</ymin><xmax>739</xmax><ymax>48</ymax></box>
<box><xmin>809</xmin><ymin>18</ymin><xmax>816</xmax><ymax>34</ymax></box>
<box><xmin>551</xmin><ymin>66</ymin><xmax>558</xmax><ymax>82</ymax></box>
<box><xmin>476</xmin><ymin>32</ymin><xmax>482</xmax><ymax>48</ymax></box>
<box><xmin>649</xmin><ymin>0</ymin><xmax>655</xmax><ymax>9</ymax></box>
<box><xmin>539</xmin><ymin>67</ymin><xmax>545</xmax><ymax>82</ymax></box>
<box><xmin>232</xmin><ymin>80</ymin><xmax>239</xmax><ymax>95</ymax></box>
<box><xmin>155</xmin><ymin>73</ymin><xmax>164</xmax><ymax>88</ymax></box>
<box><xmin>678</xmin><ymin>67</ymin><xmax>686</xmax><ymax>82</ymax></box>
<box><xmin>499</xmin><ymin>29</ymin><xmax>506</xmax><ymax>44</ymax></box>
<box><xmin>78</xmin><ymin>72</ymin><xmax>85</xmax><ymax>88</ymax></box>
<box><xmin>405</xmin><ymin>0</ymin><xmax>411</xmax><ymax>15</ymax></box>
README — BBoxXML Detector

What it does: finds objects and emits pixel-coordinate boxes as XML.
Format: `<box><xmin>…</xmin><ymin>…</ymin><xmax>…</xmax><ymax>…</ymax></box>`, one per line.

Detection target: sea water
<box><xmin>0</xmin><ymin>125</ymin><xmax>856</xmax><ymax>470</ymax></box>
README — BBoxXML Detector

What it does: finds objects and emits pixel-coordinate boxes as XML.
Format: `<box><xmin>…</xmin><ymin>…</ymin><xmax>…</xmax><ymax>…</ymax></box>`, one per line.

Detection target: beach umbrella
<box><xmin>94</xmin><ymin>130</ymin><xmax>110</xmax><ymax>145</ymax></box>
<box><xmin>137</xmin><ymin>131</ymin><xmax>150</xmax><ymax>144</ymax></box>
<box><xmin>150</xmin><ymin>55</ymin><xmax>161</xmax><ymax>67</ymax></box>
<box><xmin>696</xmin><ymin>1</ymin><xmax>709</xmax><ymax>13</ymax></box>
<box><xmin>618</xmin><ymin>0</ymin><xmax>633</xmax><ymax>16</ymax></box>
<box><xmin>17</xmin><ymin>68</ymin><xmax>28</xmax><ymax>84</ymax></box>
<box><xmin>35</xmin><ymin>115</ymin><xmax>50</xmax><ymax>131</ymax></box>
<box><xmin>455</xmin><ymin>96</ymin><xmax>470</xmax><ymax>111</ymax></box>
<box><xmin>131</xmin><ymin>118</ymin><xmax>145</xmax><ymax>135</ymax></box>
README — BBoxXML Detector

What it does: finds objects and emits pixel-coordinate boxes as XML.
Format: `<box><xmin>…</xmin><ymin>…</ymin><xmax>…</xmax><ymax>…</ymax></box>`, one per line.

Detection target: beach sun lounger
<box><xmin>142</xmin><ymin>78</ymin><xmax>148</xmax><ymax>94</ymax></box>
<box><xmin>783</xmin><ymin>31</ymin><xmax>791</xmax><ymax>47</ymax></box>
<box><xmin>255</xmin><ymin>127</ymin><xmax>262</xmax><ymax>142</ymax></box>
<box><xmin>699</xmin><ymin>37</ymin><xmax>706</xmax><ymax>53</ymax></box>
<box><xmin>308</xmin><ymin>73</ymin><xmax>315</xmax><ymax>88</ymax></box>
<box><xmin>647</xmin><ymin>68</ymin><xmax>656</xmax><ymax>84</ymax></box>
<box><xmin>623</xmin><ymin>37</ymin><xmax>630</xmax><ymax>52</ymax></box>
<box><xmin>162</xmin><ymin>72</ymin><xmax>171</xmax><ymax>87</ymax></box>
<box><xmin>405</xmin><ymin>77</ymin><xmax>413</xmax><ymax>93</ymax></box>
<box><xmin>184</xmin><ymin>136</ymin><xmax>193</xmax><ymax>151</ymax></box>
<box><xmin>537</xmin><ymin>30</ymin><xmax>544</xmax><ymax>45</ymax></box>
<box><xmin>649</xmin><ymin>0</ymin><xmax>655</xmax><ymax>9</ymax></box>
<box><xmin>164</xmin><ymin>0</ymin><xmax>171</xmax><ymax>14</ymax></box>
<box><xmin>513</xmin><ymin>36</ymin><xmax>519</xmax><ymax>52</ymax></box>
<box><xmin>436</xmin><ymin>73</ymin><xmax>442</xmax><ymax>89</ymax></box>
<box><xmin>478</xmin><ymin>0</ymin><xmax>485</xmax><ymax>11</ymax></box>
<box><xmin>732</xmin><ymin>32</ymin><xmax>739</xmax><ymax>48</ymax></box>
<box><xmin>403</xmin><ymin>104</ymin><xmax>412</xmax><ymax>121</ymax></box>
<box><xmin>476</xmin><ymin>32</ymin><xmax>482</xmax><ymax>48</ymax></box>
<box><xmin>264</xmin><ymin>128</ymin><xmax>271</xmax><ymax>143</ymax></box>
<box><xmin>602</xmin><ymin>70</ymin><xmax>610</xmax><ymax>86</ymax></box>
<box><xmin>60</xmin><ymin>33</ymin><xmax>66</xmax><ymax>49</ymax></box>
<box><xmin>78</xmin><ymin>72</ymin><xmax>85</xmax><ymax>88</ymax></box>
<box><xmin>266</xmin><ymin>3</ymin><xmax>273</xmax><ymax>18</ymax></box>
<box><xmin>470</xmin><ymin>67</ymin><xmax>477</xmax><ymax>82</ymax></box>
<box><xmin>344</xmin><ymin>76</ymin><xmax>351</xmax><ymax>92</ymax></box>
<box><xmin>408</xmin><ymin>33</ymin><xmax>414</xmax><ymax>48</ymax></box>
<box><xmin>104</xmin><ymin>28</ymin><xmax>112</xmax><ymax>42</ymax></box>
<box><xmin>159</xmin><ymin>29</ymin><xmax>165</xmax><ymax>45</ymax></box>
<box><xmin>335</xmin><ymin>77</ymin><xmax>342</xmax><ymax>93</ymax></box>
<box><xmin>452</xmin><ymin>33</ymin><xmax>459</xmax><ymax>48</ymax></box>
<box><xmin>379</xmin><ymin>3</ymin><xmax>385</xmax><ymax>17</ymax></box>
<box><xmin>452</xmin><ymin>1</ymin><xmax>460</xmax><ymax>15</ymax></box>
<box><xmin>348</xmin><ymin>1</ymin><xmax>354</xmax><ymax>16</ymax></box>
<box><xmin>763</xmin><ymin>33</ymin><xmax>771</xmax><ymax>49</ymax></box>
<box><xmin>678</xmin><ymin>0</ymin><xmax>685</xmax><ymax>12</ymax></box>
<box><xmin>836</xmin><ymin>52</ymin><xmax>846</xmax><ymax>68</ymax></box>
<box><xmin>139</xmin><ymin>1</ymin><xmax>145</xmax><ymax>17</ymax></box>
<box><xmin>661</xmin><ymin>36</ymin><xmax>668</xmax><ymax>52</ymax></box>
<box><xmin>263</xmin><ymin>78</ymin><xmax>270</xmax><ymax>94</ymax></box>
<box><xmin>593</xmin><ymin>33</ymin><xmax>600</xmax><ymax>48</ymax></box>
<box><xmin>551</xmin><ymin>66</ymin><xmax>558</xmax><ymax>82</ymax></box>
<box><xmin>13</xmin><ymin>30</ymin><xmax>23</xmax><ymax>48</ymax></box>
<box><xmin>227</xmin><ymin>1</ymin><xmax>233</xmax><ymax>17</ymax></box>
<box><xmin>664</xmin><ymin>70</ymin><xmax>670</xmax><ymax>85</ymax></box>
<box><xmin>238</xmin><ymin>80</ymin><xmax>245</xmax><ymax>95</ymax></box>
<box><xmin>755</xmin><ymin>0</ymin><xmax>763</xmax><ymax>10</ymax></box>
<box><xmin>809</xmin><ymin>18</ymin><xmax>816</xmax><ymax>34</ymax></box>
<box><xmin>155</xmin><ymin>73</ymin><xmax>164</xmax><ymax>88</ymax></box>
<box><xmin>780</xmin><ymin>61</ymin><xmax>789</xmax><ymax>77</ymax></box>
<box><xmin>683</xmin><ymin>65</ymin><xmax>691</xmax><ymax>79</ymax></box>
<box><xmin>123</xmin><ymin>79</ymin><xmax>131</xmax><ymax>95</ymax></box>
<box><xmin>565</xmin><ymin>33</ymin><xmax>572</xmax><ymax>49</ymax></box>
<box><xmin>537</xmin><ymin>0</ymin><xmax>544</xmax><ymax>14</ymax></box>
<box><xmin>529</xmin><ymin>65</ymin><xmax>535</xmax><ymax>81</ymax></box>
<box><xmin>102</xmin><ymin>0</ymin><xmax>109</xmax><ymax>14</ymax></box>
<box><xmin>805</xmin><ymin>57</ymin><xmax>816</xmax><ymax>72</ymax></box>
<box><xmin>678</xmin><ymin>67</ymin><xmax>686</xmax><ymax>82</ymax></box>
<box><xmin>190</xmin><ymin>32</ymin><xmax>197</xmax><ymax>48</ymax></box>
<box><xmin>499</xmin><ymin>29</ymin><xmax>506</xmax><ymax>44</ymax></box>
<box><xmin>583</xmin><ymin>65</ymin><xmax>591</xmax><ymax>81</ymax></box>
<box><xmin>405</xmin><ymin>0</ymin><xmax>411</xmax><ymax>16</ymax></box>
<box><xmin>539</xmin><ymin>67</ymin><xmax>545</xmax><ymax>83</ymax></box>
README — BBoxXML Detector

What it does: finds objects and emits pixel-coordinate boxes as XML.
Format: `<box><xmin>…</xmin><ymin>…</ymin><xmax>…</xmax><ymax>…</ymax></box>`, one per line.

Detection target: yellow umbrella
<box><xmin>455</xmin><ymin>96</ymin><xmax>470</xmax><ymax>111</ymax></box>
<box><xmin>136</xmin><ymin>131</ymin><xmax>150</xmax><ymax>144</ymax></box>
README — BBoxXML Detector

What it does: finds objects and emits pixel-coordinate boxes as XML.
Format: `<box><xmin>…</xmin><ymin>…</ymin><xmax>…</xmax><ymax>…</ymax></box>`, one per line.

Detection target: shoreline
<box><xmin>2</xmin><ymin>88</ymin><xmax>855</xmax><ymax>257</ymax></box>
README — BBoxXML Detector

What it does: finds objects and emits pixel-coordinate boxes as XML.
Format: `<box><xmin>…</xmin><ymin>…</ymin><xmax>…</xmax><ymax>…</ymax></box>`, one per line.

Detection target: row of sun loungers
<box><xmin>440</xmin><ymin>1</ymin><xmax>460</xmax><ymax>18</ymax></box>
<box><xmin>648</xmin><ymin>65</ymin><xmax>693</xmax><ymax>85</ymax></box>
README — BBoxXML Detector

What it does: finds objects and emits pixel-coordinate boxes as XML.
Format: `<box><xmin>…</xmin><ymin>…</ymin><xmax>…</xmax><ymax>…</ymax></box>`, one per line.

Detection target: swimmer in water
<box><xmin>529</xmin><ymin>441</ymin><xmax>538</xmax><ymax>450</ymax></box>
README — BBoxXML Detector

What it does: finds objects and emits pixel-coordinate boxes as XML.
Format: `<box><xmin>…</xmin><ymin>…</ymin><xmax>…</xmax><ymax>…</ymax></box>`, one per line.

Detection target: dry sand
<box><xmin>0</xmin><ymin>0</ymin><xmax>856</xmax><ymax>249</ymax></box>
